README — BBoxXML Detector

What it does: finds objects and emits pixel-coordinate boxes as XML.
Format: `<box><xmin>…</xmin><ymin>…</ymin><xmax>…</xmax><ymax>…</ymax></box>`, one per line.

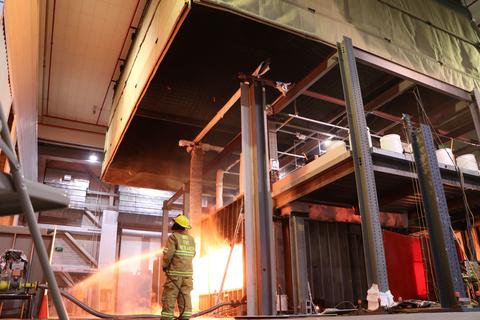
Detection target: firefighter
<box><xmin>161</xmin><ymin>214</ymin><xmax>196</xmax><ymax>320</ymax></box>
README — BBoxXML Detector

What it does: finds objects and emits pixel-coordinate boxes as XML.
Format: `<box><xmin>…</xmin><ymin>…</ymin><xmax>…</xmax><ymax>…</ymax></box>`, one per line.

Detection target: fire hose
<box><xmin>37</xmin><ymin>284</ymin><xmax>244</xmax><ymax>319</ymax></box>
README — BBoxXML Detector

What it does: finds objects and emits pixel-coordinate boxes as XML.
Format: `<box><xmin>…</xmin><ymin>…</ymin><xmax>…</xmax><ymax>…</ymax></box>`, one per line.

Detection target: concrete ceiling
<box><xmin>38</xmin><ymin>0</ymin><xmax>146</xmax><ymax>148</ymax></box>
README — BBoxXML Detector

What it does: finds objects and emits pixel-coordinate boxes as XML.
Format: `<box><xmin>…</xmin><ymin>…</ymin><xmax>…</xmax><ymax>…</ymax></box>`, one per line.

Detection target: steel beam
<box><xmin>338</xmin><ymin>37</ymin><xmax>389</xmax><ymax>292</ymax></box>
<box><xmin>303</xmin><ymin>90</ymin><xmax>345</xmax><ymax>106</ymax></box>
<box><xmin>327</xmin><ymin>79</ymin><xmax>414</xmax><ymax>126</ymax></box>
<box><xmin>194</xmin><ymin>89</ymin><xmax>241</xmax><ymax>143</ymax></box>
<box><xmin>354</xmin><ymin>48</ymin><xmax>471</xmax><ymax>102</ymax></box>
<box><xmin>164</xmin><ymin>186</ymin><xmax>184</xmax><ymax>210</ymax></box>
<box><xmin>371</xmin><ymin>110</ymin><xmax>479</xmax><ymax>145</ymax></box>
<box><xmin>240</xmin><ymin>82</ymin><xmax>276</xmax><ymax>315</ymax></box>
<box><xmin>64</xmin><ymin>232</ymin><xmax>98</xmax><ymax>267</ymax></box>
<box><xmin>59</xmin><ymin>272</ymin><xmax>75</xmax><ymax>287</ymax></box>
<box><xmin>84</xmin><ymin>209</ymin><xmax>101</xmax><ymax>228</ymax></box>
<box><xmin>470</xmin><ymin>89</ymin><xmax>480</xmax><ymax>142</ymax></box>
<box><xmin>37</xmin><ymin>223</ymin><xmax>101</xmax><ymax>236</ymax></box>
<box><xmin>271</xmin><ymin>53</ymin><xmax>338</xmax><ymax>114</ymax></box>
<box><xmin>404</xmin><ymin>116</ymin><xmax>466</xmax><ymax>307</ymax></box>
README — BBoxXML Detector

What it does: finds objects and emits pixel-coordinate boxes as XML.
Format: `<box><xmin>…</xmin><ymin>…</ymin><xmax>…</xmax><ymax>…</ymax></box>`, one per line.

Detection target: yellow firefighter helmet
<box><xmin>173</xmin><ymin>214</ymin><xmax>191</xmax><ymax>229</ymax></box>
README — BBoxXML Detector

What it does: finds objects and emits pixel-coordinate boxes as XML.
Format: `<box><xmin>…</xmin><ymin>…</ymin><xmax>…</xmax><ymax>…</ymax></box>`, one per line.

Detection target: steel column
<box><xmin>159</xmin><ymin>202</ymin><xmax>170</xmax><ymax>304</ymax></box>
<box><xmin>240</xmin><ymin>82</ymin><xmax>276</xmax><ymax>315</ymax></box>
<box><xmin>337</xmin><ymin>37</ymin><xmax>389</xmax><ymax>292</ymax></box>
<box><xmin>404</xmin><ymin>116</ymin><xmax>466</xmax><ymax>308</ymax></box>
<box><xmin>288</xmin><ymin>214</ymin><xmax>308</xmax><ymax>313</ymax></box>
<box><xmin>470</xmin><ymin>89</ymin><xmax>480</xmax><ymax>142</ymax></box>
<box><xmin>268</xmin><ymin>121</ymin><xmax>280</xmax><ymax>183</ymax></box>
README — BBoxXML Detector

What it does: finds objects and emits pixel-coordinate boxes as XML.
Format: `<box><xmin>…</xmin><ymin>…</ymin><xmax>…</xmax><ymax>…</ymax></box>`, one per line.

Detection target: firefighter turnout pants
<box><xmin>161</xmin><ymin>275</ymin><xmax>193</xmax><ymax>319</ymax></box>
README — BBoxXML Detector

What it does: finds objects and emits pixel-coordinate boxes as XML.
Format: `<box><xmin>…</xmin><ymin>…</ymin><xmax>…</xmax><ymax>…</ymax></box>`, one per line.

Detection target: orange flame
<box><xmin>57</xmin><ymin>213</ymin><xmax>244</xmax><ymax>318</ymax></box>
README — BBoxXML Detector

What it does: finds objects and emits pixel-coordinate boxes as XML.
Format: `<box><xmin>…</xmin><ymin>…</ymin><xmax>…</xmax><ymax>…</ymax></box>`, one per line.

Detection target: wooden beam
<box><xmin>370</xmin><ymin>110</ymin><xmax>479</xmax><ymax>145</ymax></box>
<box><xmin>327</xmin><ymin>79</ymin><xmax>414</xmax><ymax>124</ymax></box>
<box><xmin>273</xmin><ymin>156</ymin><xmax>354</xmax><ymax>209</ymax></box>
<box><xmin>271</xmin><ymin>53</ymin><xmax>338</xmax><ymax>114</ymax></box>
<box><xmin>354</xmin><ymin>48</ymin><xmax>471</xmax><ymax>101</ymax></box>
<box><xmin>203</xmin><ymin>133</ymin><xmax>242</xmax><ymax>175</ymax></box>
<box><xmin>365</xmin><ymin>80</ymin><xmax>414</xmax><ymax>112</ymax></box>
<box><xmin>164</xmin><ymin>186</ymin><xmax>184</xmax><ymax>209</ymax></box>
<box><xmin>64</xmin><ymin>232</ymin><xmax>98</xmax><ymax>267</ymax></box>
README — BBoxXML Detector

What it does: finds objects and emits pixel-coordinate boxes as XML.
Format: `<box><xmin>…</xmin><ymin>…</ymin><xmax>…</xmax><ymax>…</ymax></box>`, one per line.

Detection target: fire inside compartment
<box><xmin>51</xmin><ymin>199</ymin><xmax>245</xmax><ymax>318</ymax></box>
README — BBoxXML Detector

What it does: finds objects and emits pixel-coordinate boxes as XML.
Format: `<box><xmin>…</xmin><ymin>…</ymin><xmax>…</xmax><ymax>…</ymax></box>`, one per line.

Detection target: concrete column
<box><xmin>216</xmin><ymin>169</ymin><xmax>224</xmax><ymax>209</ymax></box>
<box><xmin>97</xmin><ymin>210</ymin><xmax>118</xmax><ymax>312</ymax></box>
<box><xmin>188</xmin><ymin>146</ymin><xmax>204</xmax><ymax>220</ymax></box>
<box><xmin>98</xmin><ymin>210</ymin><xmax>118</xmax><ymax>268</ymax></box>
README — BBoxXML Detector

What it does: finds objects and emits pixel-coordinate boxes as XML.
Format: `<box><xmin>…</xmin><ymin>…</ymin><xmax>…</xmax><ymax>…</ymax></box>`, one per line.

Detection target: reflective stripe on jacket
<box><xmin>162</xmin><ymin>232</ymin><xmax>196</xmax><ymax>277</ymax></box>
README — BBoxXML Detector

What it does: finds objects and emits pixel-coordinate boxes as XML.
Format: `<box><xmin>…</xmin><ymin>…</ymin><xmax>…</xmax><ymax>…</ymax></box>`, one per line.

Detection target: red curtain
<box><xmin>383</xmin><ymin>230</ymin><xmax>428</xmax><ymax>299</ymax></box>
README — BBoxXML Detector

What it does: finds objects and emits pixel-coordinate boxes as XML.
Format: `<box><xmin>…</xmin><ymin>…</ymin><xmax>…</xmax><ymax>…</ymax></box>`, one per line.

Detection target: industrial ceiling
<box><xmin>37</xmin><ymin>0</ymin><xmax>147</xmax><ymax>148</ymax></box>
<box><xmin>103</xmin><ymin>3</ymin><xmax>478</xmax><ymax>193</ymax></box>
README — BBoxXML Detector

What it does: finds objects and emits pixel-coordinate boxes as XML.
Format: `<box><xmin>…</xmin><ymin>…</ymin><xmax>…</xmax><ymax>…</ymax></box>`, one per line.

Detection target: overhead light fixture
<box><xmin>88</xmin><ymin>154</ymin><xmax>98</xmax><ymax>162</ymax></box>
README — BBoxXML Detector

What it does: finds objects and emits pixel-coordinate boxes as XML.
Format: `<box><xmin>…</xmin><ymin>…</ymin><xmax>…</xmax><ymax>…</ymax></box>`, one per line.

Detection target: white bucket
<box><xmin>380</xmin><ymin>134</ymin><xmax>403</xmax><ymax>153</ymax></box>
<box><xmin>436</xmin><ymin>148</ymin><xmax>455</xmax><ymax>166</ymax></box>
<box><xmin>456</xmin><ymin>154</ymin><xmax>479</xmax><ymax>172</ymax></box>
